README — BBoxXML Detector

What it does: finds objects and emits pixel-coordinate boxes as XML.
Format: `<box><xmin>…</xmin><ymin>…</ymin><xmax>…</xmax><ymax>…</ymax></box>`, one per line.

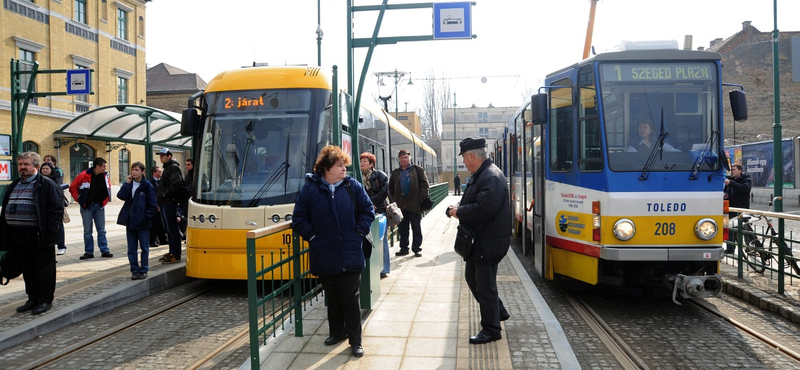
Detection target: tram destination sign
<box><xmin>601</xmin><ymin>63</ymin><xmax>713</xmax><ymax>82</ymax></box>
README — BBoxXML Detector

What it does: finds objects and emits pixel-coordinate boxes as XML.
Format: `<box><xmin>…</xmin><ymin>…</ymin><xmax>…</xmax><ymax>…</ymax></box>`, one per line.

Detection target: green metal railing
<box><xmin>724</xmin><ymin>207</ymin><xmax>800</xmax><ymax>295</ymax></box>
<box><xmin>246</xmin><ymin>222</ymin><xmax>322</xmax><ymax>369</ymax></box>
<box><xmin>246</xmin><ymin>182</ymin><xmax>450</xmax><ymax>368</ymax></box>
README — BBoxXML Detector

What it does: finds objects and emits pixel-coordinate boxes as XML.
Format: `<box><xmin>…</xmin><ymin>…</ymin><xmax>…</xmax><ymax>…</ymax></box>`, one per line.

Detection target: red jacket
<box><xmin>69</xmin><ymin>167</ymin><xmax>111</xmax><ymax>208</ymax></box>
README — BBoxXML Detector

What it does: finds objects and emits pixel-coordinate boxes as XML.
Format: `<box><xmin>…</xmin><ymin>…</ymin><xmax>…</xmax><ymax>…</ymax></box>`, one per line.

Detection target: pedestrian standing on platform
<box><xmin>0</xmin><ymin>152</ymin><xmax>64</xmax><ymax>315</ymax></box>
<box><xmin>69</xmin><ymin>157</ymin><xmax>113</xmax><ymax>260</ymax></box>
<box><xmin>454</xmin><ymin>173</ymin><xmax>461</xmax><ymax>196</ymax></box>
<box><xmin>44</xmin><ymin>154</ymin><xmax>67</xmax><ymax>254</ymax></box>
<box><xmin>724</xmin><ymin>163</ymin><xmax>752</xmax><ymax>254</ymax></box>
<box><xmin>179</xmin><ymin>158</ymin><xmax>194</xmax><ymax>239</ymax></box>
<box><xmin>117</xmin><ymin>162</ymin><xmax>158</xmax><ymax>280</ymax></box>
<box><xmin>388</xmin><ymin>149</ymin><xmax>430</xmax><ymax>258</ymax></box>
<box><xmin>156</xmin><ymin>148</ymin><xmax>187</xmax><ymax>264</ymax></box>
<box><xmin>447</xmin><ymin>137</ymin><xmax>511</xmax><ymax>344</ymax></box>
<box><xmin>360</xmin><ymin>152</ymin><xmax>390</xmax><ymax>278</ymax></box>
<box><xmin>40</xmin><ymin>162</ymin><xmax>69</xmax><ymax>259</ymax></box>
<box><xmin>148</xmin><ymin>167</ymin><xmax>168</xmax><ymax>248</ymax></box>
<box><xmin>292</xmin><ymin>145</ymin><xmax>374</xmax><ymax>358</ymax></box>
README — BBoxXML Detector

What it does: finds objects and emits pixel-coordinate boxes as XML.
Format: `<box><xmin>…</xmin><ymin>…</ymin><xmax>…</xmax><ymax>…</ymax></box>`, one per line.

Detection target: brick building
<box><xmin>709</xmin><ymin>21</ymin><xmax>800</xmax><ymax>143</ymax></box>
<box><xmin>1</xmin><ymin>0</ymin><xmax>148</xmax><ymax>187</ymax></box>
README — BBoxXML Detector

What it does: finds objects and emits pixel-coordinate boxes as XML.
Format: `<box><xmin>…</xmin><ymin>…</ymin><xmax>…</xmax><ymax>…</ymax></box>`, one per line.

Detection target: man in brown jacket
<box><xmin>388</xmin><ymin>149</ymin><xmax>430</xmax><ymax>257</ymax></box>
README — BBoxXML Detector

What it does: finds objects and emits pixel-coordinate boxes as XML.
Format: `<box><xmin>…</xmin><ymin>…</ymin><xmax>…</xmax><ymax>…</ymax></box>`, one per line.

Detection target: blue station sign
<box><xmin>433</xmin><ymin>2</ymin><xmax>473</xmax><ymax>40</ymax></box>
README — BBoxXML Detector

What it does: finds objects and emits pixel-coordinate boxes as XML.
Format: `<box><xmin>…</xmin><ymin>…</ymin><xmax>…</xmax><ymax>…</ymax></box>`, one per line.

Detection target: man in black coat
<box><xmin>148</xmin><ymin>166</ymin><xmax>168</xmax><ymax>248</ymax></box>
<box><xmin>0</xmin><ymin>152</ymin><xmax>64</xmax><ymax>315</ymax></box>
<box><xmin>156</xmin><ymin>148</ymin><xmax>186</xmax><ymax>263</ymax></box>
<box><xmin>447</xmin><ymin>137</ymin><xmax>511</xmax><ymax>344</ymax></box>
<box><xmin>724</xmin><ymin>163</ymin><xmax>752</xmax><ymax>254</ymax></box>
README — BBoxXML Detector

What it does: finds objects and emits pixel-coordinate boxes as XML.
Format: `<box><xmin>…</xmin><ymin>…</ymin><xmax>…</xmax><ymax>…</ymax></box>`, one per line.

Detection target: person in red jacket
<box><xmin>69</xmin><ymin>157</ymin><xmax>113</xmax><ymax>260</ymax></box>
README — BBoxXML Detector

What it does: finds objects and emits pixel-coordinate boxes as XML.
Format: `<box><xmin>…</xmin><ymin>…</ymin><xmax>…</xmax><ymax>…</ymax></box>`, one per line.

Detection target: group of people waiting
<box><xmin>292</xmin><ymin>136</ymin><xmax>512</xmax><ymax>358</ymax></box>
<box><xmin>0</xmin><ymin>149</ymin><xmax>193</xmax><ymax>315</ymax></box>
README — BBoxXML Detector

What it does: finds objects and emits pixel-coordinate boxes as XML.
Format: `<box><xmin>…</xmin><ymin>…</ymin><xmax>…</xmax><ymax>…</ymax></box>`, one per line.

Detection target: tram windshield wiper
<box><xmin>639</xmin><ymin>110</ymin><xmax>669</xmax><ymax>181</ymax></box>
<box><xmin>689</xmin><ymin>129</ymin><xmax>718</xmax><ymax>180</ymax></box>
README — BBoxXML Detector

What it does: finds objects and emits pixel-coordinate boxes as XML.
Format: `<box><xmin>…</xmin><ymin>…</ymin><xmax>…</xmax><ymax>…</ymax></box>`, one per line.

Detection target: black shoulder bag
<box><xmin>0</xmin><ymin>250</ymin><xmax>22</xmax><ymax>285</ymax></box>
<box><xmin>415</xmin><ymin>166</ymin><xmax>433</xmax><ymax>211</ymax></box>
<box><xmin>345</xmin><ymin>181</ymin><xmax>374</xmax><ymax>259</ymax></box>
<box><xmin>454</xmin><ymin>224</ymin><xmax>475</xmax><ymax>260</ymax></box>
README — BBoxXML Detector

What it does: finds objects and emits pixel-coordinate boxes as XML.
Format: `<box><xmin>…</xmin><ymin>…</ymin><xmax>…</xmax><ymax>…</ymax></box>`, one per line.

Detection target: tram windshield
<box><xmin>599</xmin><ymin>62</ymin><xmax>721</xmax><ymax>173</ymax></box>
<box><xmin>196</xmin><ymin>89</ymin><xmax>329</xmax><ymax>207</ymax></box>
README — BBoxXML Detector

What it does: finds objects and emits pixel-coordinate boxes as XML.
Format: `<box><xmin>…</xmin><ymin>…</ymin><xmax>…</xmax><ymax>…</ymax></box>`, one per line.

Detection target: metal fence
<box><xmin>245</xmin><ymin>182</ymin><xmax>450</xmax><ymax>368</ymax></box>
<box><xmin>724</xmin><ymin>206</ymin><xmax>800</xmax><ymax>295</ymax></box>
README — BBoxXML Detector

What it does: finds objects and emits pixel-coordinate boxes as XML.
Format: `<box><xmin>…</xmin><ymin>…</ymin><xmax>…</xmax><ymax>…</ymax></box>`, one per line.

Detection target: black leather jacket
<box><xmin>455</xmin><ymin>158</ymin><xmax>511</xmax><ymax>263</ymax></box>
<box><xmin>365</xmin><ymin>169</ymin><xmax>389</xmax><ymax>214</ymax></box>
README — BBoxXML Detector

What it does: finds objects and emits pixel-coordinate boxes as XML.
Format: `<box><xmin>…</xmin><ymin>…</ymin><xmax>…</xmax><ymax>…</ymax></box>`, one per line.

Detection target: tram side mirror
<box><xmin>729</xmin><ymin>90</ymin><xmax>748</xmax><ymax>122</ymax></box>
<box><xmin>530</xmin><ymin>93</ymin><xmax>547</xmax><ymax>125</ymax></box>
<box><xmin>181</xmin><ymin>108</ymin><xmax>199</xmax><ymax>136</ymax></box>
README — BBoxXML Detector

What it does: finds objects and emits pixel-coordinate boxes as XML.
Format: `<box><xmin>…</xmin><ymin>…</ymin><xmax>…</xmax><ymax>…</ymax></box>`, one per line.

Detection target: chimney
<box><xmin>742</xmin><ymin>21</ymin><xmax>752</xmax><ymax>30</ymax></box>
<box><xmin>710</xmin><ymin>38</ymin><xmax>723</xmax><ymax>47</ymax></box>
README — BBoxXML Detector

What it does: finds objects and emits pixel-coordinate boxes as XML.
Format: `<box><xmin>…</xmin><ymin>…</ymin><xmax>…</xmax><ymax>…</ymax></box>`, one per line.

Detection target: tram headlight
<box><xmin>208</xmin><ymin>214</ymin><xmax>216</xmax><ymax>223</ymax></box>
<box><xmin>695</xmin><ymin>218</ymin><xmax>718</xmax><ymax>240</ymax></box>
<box><xmin>613</xmin><ymin>219</ymin><xmax>635</xmax><ymax>241</ymax></box>
<box><xmin>271</xmin><ymin>214</ymin><xmax>282</xmax><ymax>223</ymax></box>
<box><xmin>285</xmin><ymin>214</ymin><xmax>293</xmax><ymax>222</ymax></box>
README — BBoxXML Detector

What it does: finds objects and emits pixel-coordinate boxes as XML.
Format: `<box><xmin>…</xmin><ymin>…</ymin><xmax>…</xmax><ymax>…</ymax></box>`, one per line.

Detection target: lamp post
<box><xmin>316</xmin><ymin>0</ymin><xmax>323</xmax><ymax>67</ymax></box>
<box><xmin>374</xmin><ymin>69</ymin><xmax>411</xmax><ymax>119</ymax></box>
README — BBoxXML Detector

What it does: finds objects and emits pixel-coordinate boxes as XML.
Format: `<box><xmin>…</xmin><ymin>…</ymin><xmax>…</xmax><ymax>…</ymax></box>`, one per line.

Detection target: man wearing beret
<box><xmin>388</xmin><ymin>149</ymin><xmax>430</xmax><ymax>257</ymax></box>
<box><xmin>446</xmin><ymin>137</ymin><xmax>511</xmax><ymax>344</ymax></box>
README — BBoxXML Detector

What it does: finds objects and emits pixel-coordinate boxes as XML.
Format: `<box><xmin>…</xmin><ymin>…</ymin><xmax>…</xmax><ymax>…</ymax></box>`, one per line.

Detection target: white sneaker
<box><xmin>57</xmin><ymin>249</ymin><xmax>66</xmax><ymax>255</ymax></box>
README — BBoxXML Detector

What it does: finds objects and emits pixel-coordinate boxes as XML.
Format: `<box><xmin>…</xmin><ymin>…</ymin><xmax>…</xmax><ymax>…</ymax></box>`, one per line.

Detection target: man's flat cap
<box><xmin>398</xmin><ymin>149</ymin><xmax>411</xmax><ymax>157</ymax></box>
<box><xmin>459</xmin><ymin>137</ymin><xmax>486</xmax><ymax>156</ymax></box>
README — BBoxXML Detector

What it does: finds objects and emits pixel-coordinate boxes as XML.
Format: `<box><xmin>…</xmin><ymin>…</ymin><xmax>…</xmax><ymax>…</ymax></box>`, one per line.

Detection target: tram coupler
<box><xmin>667</xmin><ymin>274</ymin><xmax>723</xmax><ymax>305</ymax></box>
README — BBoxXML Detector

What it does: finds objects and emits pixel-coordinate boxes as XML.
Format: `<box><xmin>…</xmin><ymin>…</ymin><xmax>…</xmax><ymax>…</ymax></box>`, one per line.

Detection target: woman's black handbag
<box><xmin>345</xmin><ymin>181</ymin><xmax>374</xmax><ymax>259</ymax></box>
<box><xmin>360</xmin><ymin>233</ymin><xmax>373</xmax><ymax>259</ymax></box>
<box><xmin>454</xmin><ymin>224</ymin><xmax>475</xmax><ymax>260</ymax></box>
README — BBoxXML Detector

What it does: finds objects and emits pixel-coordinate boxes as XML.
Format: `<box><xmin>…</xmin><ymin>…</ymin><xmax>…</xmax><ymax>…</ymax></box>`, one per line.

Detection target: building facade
<box><xmin>1</xmin><ymin>0</ymin><xmax>148</xmax><ymax>188</ymax></box>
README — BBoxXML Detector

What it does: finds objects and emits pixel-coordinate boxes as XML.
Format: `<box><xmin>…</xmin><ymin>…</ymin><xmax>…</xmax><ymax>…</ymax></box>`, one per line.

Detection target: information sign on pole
<box><xmin>433</xmin><ymin>2</ymin><xmax>472</xmax><ymax>40</ymax></box>
<box><xmin>66</xmin><ymin>69</ymin><xmax>91</xmax><ymax>95</ymax></box>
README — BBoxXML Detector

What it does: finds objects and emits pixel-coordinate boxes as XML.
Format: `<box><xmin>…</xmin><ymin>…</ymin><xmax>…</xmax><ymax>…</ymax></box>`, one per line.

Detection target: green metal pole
<box><xmin>10</xmin><ymin>59</ymin><xmax>18</xmax><ymax>180</ymax></box>
<box><xmin>771</xmin><ymin>0</ymin><xmax>784</xmax><ymax>294</ymax></box>
<box><xmin>292</xmin><ymin>233</ymin><xmax>303</xmax><ymax>336</ymax></box>
<box><xmin>453</xmin><ymin>92</ymin><xmax>457</xmax><ymax>180</ymax></box>
<box><xmin>332</xmin><ymin>66</ymin><xmax>340</xmax><ymax>147</ymax></box>
<box><xmin>246</xmin><ymin>237</ymin><xmax>259</xmax><ymax>369</ymax></box>
<box><xmin>317</xmin><ymin>0</ymin><xmax>322</xmax><ymax>67</ymax></box>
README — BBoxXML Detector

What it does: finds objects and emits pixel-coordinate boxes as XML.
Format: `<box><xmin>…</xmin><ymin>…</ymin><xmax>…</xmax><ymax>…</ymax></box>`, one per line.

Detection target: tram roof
<box><xmin>54</xmin><ymin>104</ymin><xmax>190</xmax><ymax>149</ymax></box>
<box><xmin>205</xmin><ymin>66</ymin><xmax>331</xmax><ymax>92</ymax></box>
<box><xmin>547</xmin><ymin>49</ymin><xmax>723</xmax><ymax>79</ymax></box>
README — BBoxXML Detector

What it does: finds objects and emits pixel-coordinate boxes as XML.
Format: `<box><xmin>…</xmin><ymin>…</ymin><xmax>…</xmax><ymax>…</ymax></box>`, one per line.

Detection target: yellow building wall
<box><xmin>1</xmin><ymin>0</ymin><xmax>149</xmax><ymax>184</ymax></box>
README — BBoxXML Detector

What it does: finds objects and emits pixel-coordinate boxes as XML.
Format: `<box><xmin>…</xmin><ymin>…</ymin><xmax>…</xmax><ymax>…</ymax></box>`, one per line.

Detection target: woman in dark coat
<box><xmin>359</xmin><ymin>151</ymin><xmax>390</xmax><ymax>278</ymax></box>
<box><xmin>292</xmin><ymin>145</ymin><xmax>374</xmax><ymax>358</ymax></box>
<box><xmin>117</xmin><ymin>162</ymin><xmax>158</xmax><ymax>280</ymax></box>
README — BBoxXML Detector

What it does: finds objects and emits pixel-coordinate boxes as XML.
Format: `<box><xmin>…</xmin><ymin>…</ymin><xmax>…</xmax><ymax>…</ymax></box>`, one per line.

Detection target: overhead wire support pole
<box><xmin>771</xmin><ymin>0</ymin><xmax>785</xmax><ymax>293</ymax></box>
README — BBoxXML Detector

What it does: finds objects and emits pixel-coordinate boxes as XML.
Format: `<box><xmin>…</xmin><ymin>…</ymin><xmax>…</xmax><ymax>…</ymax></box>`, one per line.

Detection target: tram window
<box><xmin>578</xmin><ymin>67</ymin><xmax>602</xmax><ymax>171</ymax></box>
<box><xmin>549</xmin><ymin>82</ymin><xmax>573</xmax><ymax>172</ymax></box>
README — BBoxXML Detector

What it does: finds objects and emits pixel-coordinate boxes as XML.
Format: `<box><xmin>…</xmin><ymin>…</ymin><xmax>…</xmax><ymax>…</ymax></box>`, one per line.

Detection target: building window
<box><xmin>117</xmin><ymin>8</ymin><xmax>128</xmax><ymax>40</ymax></box>
<box><xmin>118</xmin><ymin>149</ymin><xmax>129</xmax><ymax>183</ymax></box>
<box><xmin>478</xmin><ymin>112</ymin><xmax>489</xmax><ymax>123</ymax></box>
<box><xmin>19</xmin><ymin>49</ymin><xmax>37</xmax><ymax>105</ymax></box>
<box><xmin>117</xmin><ymin>77</ymin><xmax>128</xmax><ymax>104</ymax></box>
<box><xmin>478</xmin><ymin>128</ymin><xmax>489</xmax><ymax>138</ymax></box>
<box><xmin>75</xmin><ymin>65</ymin><xmax>89</xmax><ymax>104</ymax></box>
<box><xmin>74</xmin><ymin>0</ymin><xmax>87</xmax><ymax>24</ymax></box>
<box><xmin>23</xmin><ymin>141</ymin><xmax>38</xmax><ymax>153</ymax></box>
<box><xmin>138</xmin><ymin>16</ymin><xmax>144</xmax><ymax>37</ymax></box>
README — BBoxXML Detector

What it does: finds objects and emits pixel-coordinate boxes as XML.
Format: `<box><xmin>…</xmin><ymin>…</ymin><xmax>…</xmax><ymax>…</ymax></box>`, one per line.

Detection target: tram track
<box><xmin>562</xmin><ymin>288</ymin><xmax>650</xmax><ymax>370</ymax></box>
<box><xmin>690</xmin><ymin>297</ymin><xmax>800</xmax><ymax>364</ymax></box>
<box><xmin>19</xmin><ymin>282</ymin><xmax>218</xmax><ymax>370</ymax></box>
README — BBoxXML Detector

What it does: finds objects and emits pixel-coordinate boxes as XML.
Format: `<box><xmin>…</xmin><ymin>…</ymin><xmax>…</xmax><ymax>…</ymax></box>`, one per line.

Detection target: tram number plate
<box><xmin>654</xmin><ymin>222</ymin><xmax>676</xmax><ymax>236</ymax></box>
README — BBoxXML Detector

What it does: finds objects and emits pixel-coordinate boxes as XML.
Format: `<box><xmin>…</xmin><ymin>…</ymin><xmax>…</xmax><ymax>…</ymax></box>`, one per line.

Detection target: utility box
<box><xmin>360</xmin><ymin>214</ymin><xmax>385</xmax><ymax>310</ymax></box>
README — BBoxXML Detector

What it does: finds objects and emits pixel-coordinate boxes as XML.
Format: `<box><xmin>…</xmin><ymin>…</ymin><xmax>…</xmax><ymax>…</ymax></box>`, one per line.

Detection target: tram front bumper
<box><xmin>601</xmin><ymin>246</ymin><xmax>725</xmax><ymax>261</ymax></box>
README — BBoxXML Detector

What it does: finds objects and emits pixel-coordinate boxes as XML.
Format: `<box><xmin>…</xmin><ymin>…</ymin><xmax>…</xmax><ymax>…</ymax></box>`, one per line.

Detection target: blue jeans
<box><xmin>380</xmin><ymin>213</ymin><xmax>390</xmax><ymax>274</ymax></box>
<box><xmin>57</xmin><ymin>223</ymin><xmax>66</xmax><ymax>250</ymax></box>
<box><xmin>126</xmin><ymin>228</ymin><xmax>150</xmax><ymax>274</ymax></box>
<box><xmin>80</xmin><ymin>202</ymin><xmax>109</xmax><ymax>255</ymax></box>
<box><xmin>160</xmin><ymin>202</ymin><xmax>182</xmax><ymax>259</ymax></box>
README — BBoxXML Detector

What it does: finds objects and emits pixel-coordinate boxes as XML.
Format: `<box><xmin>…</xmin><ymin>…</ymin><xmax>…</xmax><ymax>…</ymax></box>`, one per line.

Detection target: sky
<box><xmin>145</xmin><ymin>0</ymin><xmax>800</xmax><ymax>114</ymax></box>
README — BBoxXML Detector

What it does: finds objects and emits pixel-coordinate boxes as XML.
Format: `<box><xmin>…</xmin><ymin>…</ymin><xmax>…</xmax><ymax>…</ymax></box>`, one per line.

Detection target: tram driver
<box><xmin>626</xmin><ymin>119</ymin><xmax>680</xmax><ymax>153</ymax></box>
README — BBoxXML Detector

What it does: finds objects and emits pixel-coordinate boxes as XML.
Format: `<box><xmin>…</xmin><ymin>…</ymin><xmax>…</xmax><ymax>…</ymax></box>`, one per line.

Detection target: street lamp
<box><xmin>374</xmin><ymin>69</ymin><xmax>412</xmax><ymax>118</ymax></box>
<box><xmin>316</xmin><ymin>0</ymin><xmax>323</xmax><ymax>67</ymax></box>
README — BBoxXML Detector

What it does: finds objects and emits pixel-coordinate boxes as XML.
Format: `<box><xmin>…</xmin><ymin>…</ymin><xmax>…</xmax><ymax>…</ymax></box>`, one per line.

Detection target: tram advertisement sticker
<box><xmin>556</xmin><ymin>211</ymin><xmax>591</xmax><ymax>241</ymax></box>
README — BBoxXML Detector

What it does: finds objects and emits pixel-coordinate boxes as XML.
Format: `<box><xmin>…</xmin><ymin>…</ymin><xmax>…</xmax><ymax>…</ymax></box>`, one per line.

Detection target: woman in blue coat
<box><xmin>117</xmin><ymin>162</ymin><xmax>158</xmax><ymax>280</ymax></box>
<box><xmin>292</xmin><ymin>145</ymin><xmax>374</xmax><ymax>358</ymax></box>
